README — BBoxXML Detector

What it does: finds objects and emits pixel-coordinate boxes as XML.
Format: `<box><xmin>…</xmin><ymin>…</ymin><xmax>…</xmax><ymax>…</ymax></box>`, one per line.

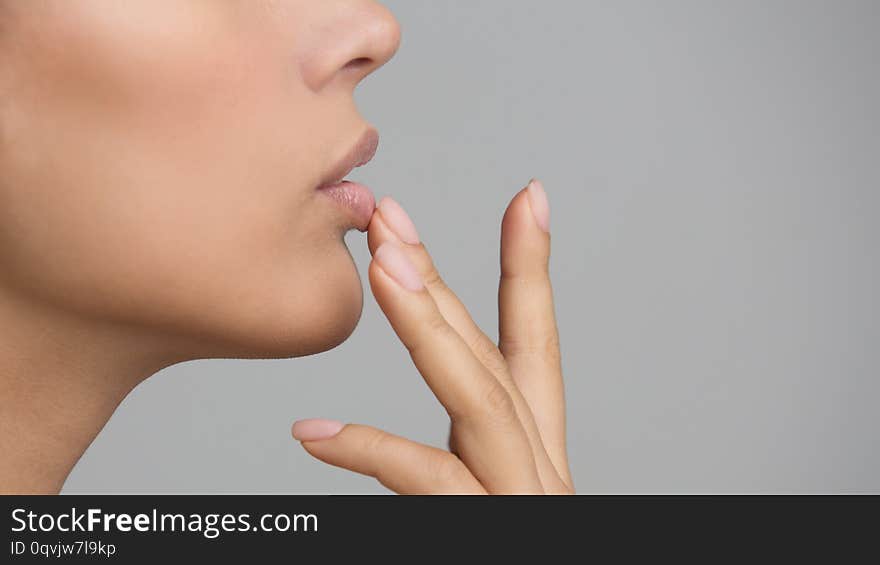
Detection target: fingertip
<box><xmin>501</xmin><ymin>181</ymin><xmax>552</xmax><ymax>276</ymax></box>
<box><xmin>502</xmin><ymin>180</ymin><xmax>551</xmax><ymax>240</ymax></box>
<box><xmin>503</xmin><ymin>181</ymin><xmax>538</xmax><ymax>227</ymax></box>
<box><xmin>373</xmin><ymin>241</ymin><xmax>425</xmax><ymax>292</ymax></box>
<box><xmin>377</xmin><ymin>196</ymin><xmax>421</xmax><ymax>245</ymax></box>
<box><xmin>366</xmin><ymin>208</ymin><xmax>388</xmax><ymax>255</ymax></box>
<box><xmin>526</xmin><ymin>179</ymin><xmax>550</xmax><ymax>233</ymax></box>
<box><xmin>291</xmin><ymin>418</ymin><xmax>346</xmax><ymax>442</ymax></box>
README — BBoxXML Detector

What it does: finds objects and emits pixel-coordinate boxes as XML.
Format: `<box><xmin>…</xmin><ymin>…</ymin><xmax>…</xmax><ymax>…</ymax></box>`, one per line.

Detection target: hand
<box><xmin>292</xmin><ymin>179</ymin><xmax>572</xmax><ymax>494</ymax></box>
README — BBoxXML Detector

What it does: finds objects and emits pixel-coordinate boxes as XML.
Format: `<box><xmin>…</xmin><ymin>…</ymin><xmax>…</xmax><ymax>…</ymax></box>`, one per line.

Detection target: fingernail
<box><xmin>526</xmin><ymin>178</ymin><xmax>550</xmax><ymax>233</ymax></box>
<box><xmin>291</xmin><ymin>419</ymin><xmax>345</xmax><ymax>441</ymax></box>
<box><xmin>378</xmin><ymin>196</ymin><xmax>421</xmax><ymax>244</ymax></box>
<box><xmin>374</xmin><ymin>241</ymin><xmax>424</xmax><ymax>291</ymax></box>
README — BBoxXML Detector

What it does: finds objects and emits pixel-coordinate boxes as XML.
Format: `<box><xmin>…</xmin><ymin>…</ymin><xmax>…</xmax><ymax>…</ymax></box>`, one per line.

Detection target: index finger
<box><xmin>369</xmin><ymin>240</ymin><xmax>543</xmax><ymax>493</ymax></box>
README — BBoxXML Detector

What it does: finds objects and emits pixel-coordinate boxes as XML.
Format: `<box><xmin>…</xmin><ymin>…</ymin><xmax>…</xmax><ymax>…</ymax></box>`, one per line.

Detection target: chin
<box><xmin>294</xmin><ymin>278</ymin><xmax>365</xmax><ymax>358</ymax></box>
<box><xmin>198</xmin><ymin>255</ymin><xmax>366</xmax><ymax>361</ymax></box>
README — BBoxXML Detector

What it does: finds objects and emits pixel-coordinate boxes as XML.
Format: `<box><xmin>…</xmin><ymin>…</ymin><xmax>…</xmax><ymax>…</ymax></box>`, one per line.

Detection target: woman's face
<box><xmin>0</xmin><ymin>1</ymin><xmax>401</xmax><ymax>359</ymax></box>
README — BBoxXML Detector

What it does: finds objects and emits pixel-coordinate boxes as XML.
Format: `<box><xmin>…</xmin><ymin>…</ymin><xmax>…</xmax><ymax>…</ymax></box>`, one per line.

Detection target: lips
<box><xmin>317</xmin><ymin>128</ymin><xmax>380</xmax><ymax>190</ymax></box>
<box><xmin>316</xmin><ymin>128</ymin><xmax>380</xmax><ymax>232</ymax></box>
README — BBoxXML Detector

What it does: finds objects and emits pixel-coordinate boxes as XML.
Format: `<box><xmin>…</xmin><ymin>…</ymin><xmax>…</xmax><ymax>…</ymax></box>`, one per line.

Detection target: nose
<box><xmin>301</xmin><ymin>1</ymin><xmax>402</xmax><ymax>92</ymax></box>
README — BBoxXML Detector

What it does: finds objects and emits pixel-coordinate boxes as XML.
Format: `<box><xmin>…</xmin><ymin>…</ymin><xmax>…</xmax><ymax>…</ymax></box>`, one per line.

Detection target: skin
<box><xmin>296</xmin><ymin>181</ymin><xmax>574</xmax><ymax>493</ymax></box>
<box><xmin>0</xmin><ymin>1</ymin><xmax>571</xmax><ymax>494</ymax></box>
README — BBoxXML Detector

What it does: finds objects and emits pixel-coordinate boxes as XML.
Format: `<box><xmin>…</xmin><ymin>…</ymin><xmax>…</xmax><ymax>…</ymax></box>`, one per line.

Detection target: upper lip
<box><xmin>317</xmin><ymin>127</ymin><xmax>379</xmax><ymax>188</ymax></box>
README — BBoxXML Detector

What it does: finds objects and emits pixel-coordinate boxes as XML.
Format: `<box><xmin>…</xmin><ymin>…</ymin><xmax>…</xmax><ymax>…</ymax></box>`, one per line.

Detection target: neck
<box><xmin>0</xmin><ymin>292</ymin><xmax>179</xmax><ymax>493</ymax></box>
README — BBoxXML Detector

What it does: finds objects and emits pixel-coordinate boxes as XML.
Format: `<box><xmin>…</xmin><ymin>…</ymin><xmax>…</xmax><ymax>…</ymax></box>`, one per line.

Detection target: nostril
<box><xmin>343</xmin><ymin>57</ymin><xmax>373</xmax><ymax>72</ymax></box>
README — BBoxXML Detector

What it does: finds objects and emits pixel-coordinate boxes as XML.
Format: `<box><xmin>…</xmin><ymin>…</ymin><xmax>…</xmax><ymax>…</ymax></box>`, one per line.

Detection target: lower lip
<box><xmin>316</xmin><ymin>180</ymin><xmax>376</xmax><ymax>232</ymax></box>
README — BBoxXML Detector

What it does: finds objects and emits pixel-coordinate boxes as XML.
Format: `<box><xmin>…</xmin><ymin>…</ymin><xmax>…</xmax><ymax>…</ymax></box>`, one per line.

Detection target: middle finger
<box><xmin>369</xmin><ymin>197</ymin><xmax>572</xmax><ymax>494</ymax></box>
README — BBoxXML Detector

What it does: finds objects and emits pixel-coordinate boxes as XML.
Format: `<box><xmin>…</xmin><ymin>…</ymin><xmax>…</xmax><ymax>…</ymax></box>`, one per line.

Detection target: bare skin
<box><xmin>0</xmin><ymin>0</ymin><xmax>401</xmax><ymax>494</ymax></box>
<box><xmin>294</xmin><ymin>180</ymin><xmax>574</xmax><ymax>494</ymax></box>
<box><xmin>0</xmin><ymin>2</ymin><xmax>571</xmax><ymax>494</ymax></box>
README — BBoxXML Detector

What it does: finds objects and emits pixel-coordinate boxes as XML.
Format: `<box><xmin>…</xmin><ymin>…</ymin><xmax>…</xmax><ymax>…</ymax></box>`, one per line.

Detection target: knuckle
<box><xmin>500</xmin><ymin>268</ymin><xmax>551</xmax><ymax>288</ymax></box>
<box><xmin>406</xmin><ymin>312</ymin><xmax>453</xmax><ymax>356</ymax></box>
<box><xmin>469</xmin><ymin>333</ymin><xmax>509</xmax><ymax>377</ymax></box>
<box><xmin>480</xmin><ymin>383</ymin><xmax>518</xmax><ymax>425</ymax></box>
<box><xmin>355</xmin><ymin>427</ymin><xmax>393</xmax><ymax>478</ymax></box>
<box><xmin>426</xmin><ymin>311</ymin><xmax>451</xmax><ymax>334</ymax></box>
<box><xmin>422</xmin><ymin>313</ymin><xmax>455</xmax><ymax>344</ymax></box>
<box><xmin>421</xmin><ymin>262</ymin><xmax>446</xmax><ymax>291</ymax></box>
<box><xmin>541</xmin><ymin>331</ymin><xmax>563</xmax><ymax>364</ymax></box>
<box><xmin>500</xmin><ymin>330</ymin><xmax>562</xmax><ymax>364</ymax></box>
<box><xmin>360</xmin><ymin>427</ymin><xmax>390</xmax><ymax>455</ymax></box>
<box><xmin>427</xmin><ymin>452</ymin><xmax>469</xmax><ymax>485</ymax></box>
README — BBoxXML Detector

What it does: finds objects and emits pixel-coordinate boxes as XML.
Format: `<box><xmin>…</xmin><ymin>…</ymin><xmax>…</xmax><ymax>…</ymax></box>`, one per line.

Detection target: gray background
<box><xmin>64</xmin><ymin>0</ymin><xmax>879</xmax><ymax>493</ymax></box>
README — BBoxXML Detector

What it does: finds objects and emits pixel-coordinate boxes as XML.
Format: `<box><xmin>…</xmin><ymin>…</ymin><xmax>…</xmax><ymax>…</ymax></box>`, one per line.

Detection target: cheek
<box><xmin>0</xmin><ymin>4</ymin><xmax>364</xmax><ymax>357</ymax></box>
